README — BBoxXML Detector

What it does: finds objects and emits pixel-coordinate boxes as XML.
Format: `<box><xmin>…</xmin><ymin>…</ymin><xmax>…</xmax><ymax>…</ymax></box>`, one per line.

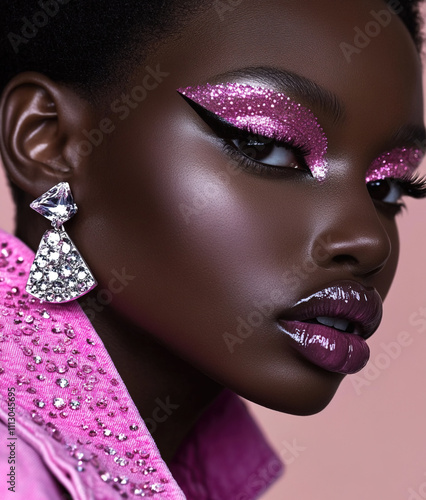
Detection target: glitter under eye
<box><xmin>176</xmin><ymin>82</ymin><xmax>329</xmax><ymax>181</ymax></box>
<box><xmin>365</xmin><ymin>147</ymin><xmax>424</xmax><ymax>183</ymax></box>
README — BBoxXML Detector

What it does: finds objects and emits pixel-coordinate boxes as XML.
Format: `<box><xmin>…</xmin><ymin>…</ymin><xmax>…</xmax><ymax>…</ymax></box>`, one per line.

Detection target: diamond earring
<box><xmin>26</xmin><ymin>182</ymin><xmax>97</xmax><ymax>303</ymax></box>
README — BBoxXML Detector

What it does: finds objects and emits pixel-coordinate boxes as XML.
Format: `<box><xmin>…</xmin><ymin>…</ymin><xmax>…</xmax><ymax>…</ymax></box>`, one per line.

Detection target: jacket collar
<box><xmin>0</xmin><ymin>228</ymin><xmax>283</xmax><ymax>499</ymax></box>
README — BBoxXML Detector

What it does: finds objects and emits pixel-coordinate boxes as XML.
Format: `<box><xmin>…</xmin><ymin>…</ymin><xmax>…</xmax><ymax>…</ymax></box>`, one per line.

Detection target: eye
<box><xmin>229</xmin><ymin>133</ymin><xmax>309</xmax><ymax>171</ymax></box>
<box><xmin>367</xmin><ymin>179</ymin><xmax>403</xmax><ymax>204</ymax></box>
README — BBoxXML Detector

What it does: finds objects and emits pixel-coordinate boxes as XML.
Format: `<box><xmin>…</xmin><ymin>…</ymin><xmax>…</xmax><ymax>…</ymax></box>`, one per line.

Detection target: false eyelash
<box><xmin>215</xmin><ymin>122</ymin><xmax>313</xmax><ymax>177</ymax></box>
<box><xmin>393</xmin><ymin>171</ymin><xmax>426</xmax><ymax>199</ymax></box>
<box><xmin>376</xmin><ymin>172</ymin><xmax>426</xmax><ymax>216</ymax></box>
<box><xmin>394</xmin><ymin>173</ymin><xmax>426</xmax><ymax>215</ymax></box>
<box><xmin>223</xmin><ymin>121</ymin><xmax>311</xmax><ymax>160</ymax></box>
<box><xmin>178</xmin><ymin>91</ymin><xmax>312</xmax><ymax>174</ymax></box>
<box><xmin>366</xmin><ymin>172</ymin><xmax>426</xmax><ymax>216</ymax></box>
<box><xmin>219</xmin><ymin>140</ymin><xmax>311</xmax><ymax>178</ymax></box>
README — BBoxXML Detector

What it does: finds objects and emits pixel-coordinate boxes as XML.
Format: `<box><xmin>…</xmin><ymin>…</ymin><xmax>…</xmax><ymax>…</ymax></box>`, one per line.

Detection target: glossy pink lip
<box><xmin>277</xmin><ymin>280</ymin><xmax>383</xmax><ymax>374</ymax></box>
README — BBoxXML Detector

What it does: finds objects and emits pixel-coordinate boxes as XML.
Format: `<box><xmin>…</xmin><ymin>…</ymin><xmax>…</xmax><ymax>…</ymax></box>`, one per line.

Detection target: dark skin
<box><xmin>0</xmin><ymin>0</ymin><xmax>424</xmax><ymax>466</ymax></box>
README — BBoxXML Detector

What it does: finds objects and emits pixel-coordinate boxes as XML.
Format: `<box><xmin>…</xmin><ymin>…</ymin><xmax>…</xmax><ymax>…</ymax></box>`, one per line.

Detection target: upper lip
<box><xmin>278</xmin><ymin>280</ymin><xmax>383</xmax><ymax>340</ymax></box>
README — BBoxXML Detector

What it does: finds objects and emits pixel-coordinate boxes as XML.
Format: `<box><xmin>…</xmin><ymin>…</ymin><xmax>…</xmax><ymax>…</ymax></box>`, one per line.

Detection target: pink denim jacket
<box><xmin>0</xmin><ymin>228</ymin><xmax>283</xmax><ymax>499</ymax></box>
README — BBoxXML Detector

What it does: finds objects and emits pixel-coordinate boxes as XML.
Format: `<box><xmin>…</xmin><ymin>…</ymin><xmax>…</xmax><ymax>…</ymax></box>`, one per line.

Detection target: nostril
<box><xmin>332</xmin><ymin>254</ymin><xmax>358</xmax><ymax>265</ymax></box>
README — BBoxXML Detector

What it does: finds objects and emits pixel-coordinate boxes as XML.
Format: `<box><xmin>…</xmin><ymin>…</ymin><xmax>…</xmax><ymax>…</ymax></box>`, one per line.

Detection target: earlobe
<box><xmin>0</xmin><ymin>71</ymin><xmax>90</xmax><ymax>197</ymax></box>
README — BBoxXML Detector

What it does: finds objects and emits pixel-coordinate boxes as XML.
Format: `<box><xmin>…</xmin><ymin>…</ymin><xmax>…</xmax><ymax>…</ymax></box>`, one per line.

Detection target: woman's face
<box><xmin>73</xmin><ymin>0</ymin><xmax>425</xmax><ymax>414</ymax></box>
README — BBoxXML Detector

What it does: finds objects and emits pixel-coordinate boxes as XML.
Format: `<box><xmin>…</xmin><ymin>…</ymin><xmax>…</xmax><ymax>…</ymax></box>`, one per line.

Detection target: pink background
<box><xmin>1</xmin><ymin>23</ymin><xmax>426</xmax><ymax>500</ymax></box>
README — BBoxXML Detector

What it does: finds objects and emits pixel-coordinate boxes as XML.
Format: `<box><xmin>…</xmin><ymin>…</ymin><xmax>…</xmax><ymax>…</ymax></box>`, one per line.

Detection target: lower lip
<box><xmin>278</xmin><ymin>320</ymin><xmax>370</xmax><ymax>375</ymax></box>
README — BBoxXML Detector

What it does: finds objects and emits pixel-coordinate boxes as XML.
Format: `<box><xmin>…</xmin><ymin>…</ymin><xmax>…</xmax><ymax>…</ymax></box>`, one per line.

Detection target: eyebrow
<box><xmin>205</xmin><ymin>65</ymin><xmax>426</xmax><ymax>150</ymax></box>
<box><xmin>205</xmin><ymin>65</ymin><xmax>345</xmax><ymax>125</ymax></box>
<box><xmin>390</xmin><ymin>124</ymin><xmax>426</xmax><ymax>152</ymax></box>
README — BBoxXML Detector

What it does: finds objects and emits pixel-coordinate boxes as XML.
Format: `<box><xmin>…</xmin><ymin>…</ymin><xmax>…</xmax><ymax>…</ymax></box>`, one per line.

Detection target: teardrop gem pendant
<box><xmin>26</xmin><ymin>183</ymin><xmax>97</xmax><ymax>303</ymax></box>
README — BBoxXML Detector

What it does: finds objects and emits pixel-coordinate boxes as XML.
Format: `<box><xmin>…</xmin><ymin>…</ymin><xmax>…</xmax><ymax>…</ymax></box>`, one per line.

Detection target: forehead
<box><xmin>147</xmin><ymin>0</ymin><xmax>423</xmax><ymax>139</ymax></box>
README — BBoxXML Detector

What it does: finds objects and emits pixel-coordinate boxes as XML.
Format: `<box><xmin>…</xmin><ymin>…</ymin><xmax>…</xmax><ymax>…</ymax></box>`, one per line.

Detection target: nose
<box><xmin>309</xmin><ymin>188</ymin><xmax>393</xmax><ymax>278</ymax></box>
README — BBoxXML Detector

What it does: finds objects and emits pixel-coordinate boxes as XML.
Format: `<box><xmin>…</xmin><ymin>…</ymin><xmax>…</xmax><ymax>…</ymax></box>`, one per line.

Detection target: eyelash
<box><xmin>216</xmin><ymin>119</ymin><xmax>312</xmax><ymax>175</ymax></box>
<box><xmin>367</xmin><ymin>173</ymin><xmax>426</xmax><ymax>215</ymax></box>
<box><xmin>219</xmin><ymin>137</ymin><xmax>309</xmax><ymax>176</ymax></box>
<box><xmin>181</xmin><ymin>95</ymin><xmax>426</xmax><ymax>216</ymax></box>
<box><xmin>216</xmin><ymin>125</ymin><xmax>426</xmax><ymax>216</ymax></box>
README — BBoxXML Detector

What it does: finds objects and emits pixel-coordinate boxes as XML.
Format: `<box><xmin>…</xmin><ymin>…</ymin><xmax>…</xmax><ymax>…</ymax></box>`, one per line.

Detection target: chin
<box><xmin>231</xmin><ymin>365</ymin><xmax>347</xmax><ymax>416</ymax></box>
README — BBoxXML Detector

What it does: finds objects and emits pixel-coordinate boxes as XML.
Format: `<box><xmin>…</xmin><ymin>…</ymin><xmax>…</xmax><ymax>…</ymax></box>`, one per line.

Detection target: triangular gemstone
<box><xmin>30</xmin><ymin>182</ymin><xmax>78</xmax><ymax>227</ymax></box>
<box><xmin>26</xmin><ymin>229</ymin><xmax>97</xmax><ymax>303</ymax></box>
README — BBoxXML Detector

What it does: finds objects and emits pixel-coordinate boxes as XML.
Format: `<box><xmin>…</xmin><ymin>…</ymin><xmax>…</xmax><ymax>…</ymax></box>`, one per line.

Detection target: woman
<box><xmin>0</xmin><ymin>0</ymin><xmax>425</xmax><ymax>498</ymax></box>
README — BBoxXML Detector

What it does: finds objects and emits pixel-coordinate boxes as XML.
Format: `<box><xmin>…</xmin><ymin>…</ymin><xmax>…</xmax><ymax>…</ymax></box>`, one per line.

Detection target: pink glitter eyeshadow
<box><xmin>176</xmin><ymin>82</ymin><xmax>329</xmax><ymax>181</ymax></box>
<box><xmin>365</xmin><ymin>147</ymin><xmax>424</xmax><ymax>183</ymax></box>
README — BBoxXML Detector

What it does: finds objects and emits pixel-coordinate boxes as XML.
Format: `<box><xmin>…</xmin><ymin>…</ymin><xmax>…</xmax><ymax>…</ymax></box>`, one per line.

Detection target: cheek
<box><xmin>80</xmin><ymin>139</ymin><xmax>299</xmax><ymax>327</ymax></box>
<box><xmin>74</xmin><ymin>116</ymin><xmax>310</xmax><ymax>361</ymax></box>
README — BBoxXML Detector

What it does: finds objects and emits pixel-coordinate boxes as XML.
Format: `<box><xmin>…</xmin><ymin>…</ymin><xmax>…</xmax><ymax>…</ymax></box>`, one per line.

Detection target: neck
<box><xmin>80</xmin><ymin>295</ymin><xmax>224</xmax><ymax>465</ymax></box>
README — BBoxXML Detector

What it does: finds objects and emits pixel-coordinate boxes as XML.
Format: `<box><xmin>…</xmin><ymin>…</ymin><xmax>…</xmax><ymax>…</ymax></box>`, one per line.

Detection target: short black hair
<box><xmin>396</xmin><ymin>0</ymin><xmax>424</xmax><ymax>51</ymax></box>
<box><xmin>0</xmin><ymin>0</ymin><xmax>212</xmax><ymax>105</ymax></box>
<box><xmin>0</xmin><ymin>1</ymin><xmax>423</xmax><ymax>104</ymax></box>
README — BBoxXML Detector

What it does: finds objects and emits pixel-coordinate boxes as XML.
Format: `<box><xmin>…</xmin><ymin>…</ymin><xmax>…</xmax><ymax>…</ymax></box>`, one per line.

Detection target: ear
<box><xmin>0</xmin><ymin>71</ymin><xmax>94</xmax><ymax>198</ymax></box>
